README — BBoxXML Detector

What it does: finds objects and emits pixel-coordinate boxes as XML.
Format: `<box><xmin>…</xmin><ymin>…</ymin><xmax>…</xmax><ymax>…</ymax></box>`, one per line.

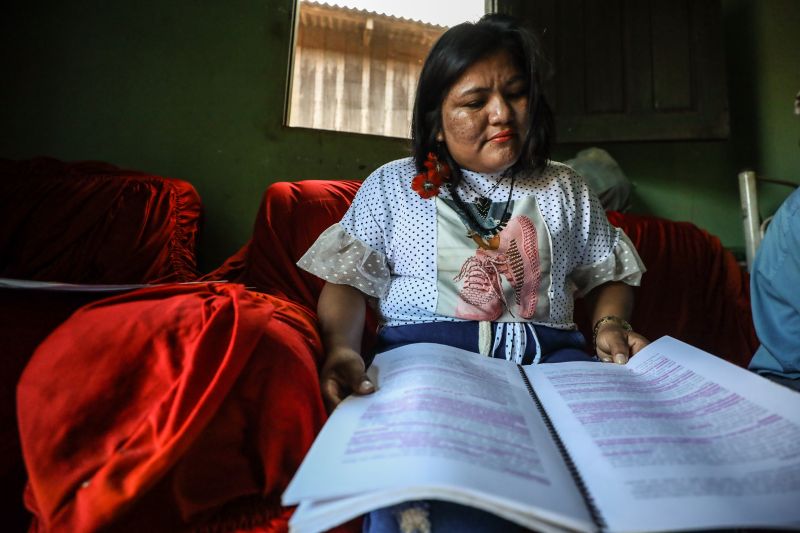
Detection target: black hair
<box><xmin>411</xmin><ymin>13</ymin><xmax>554</xmax><ymax>179</ymax></box>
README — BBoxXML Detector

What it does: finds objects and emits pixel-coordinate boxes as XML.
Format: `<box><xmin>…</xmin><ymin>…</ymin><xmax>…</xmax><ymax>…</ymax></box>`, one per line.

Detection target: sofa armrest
<box><xmin>605</xmin><ymin>211</ymin><xmax>757</xmax><ymax>367</ymax></box>
<box><xmin>0</xmin><ymin>157</ymin><xmax>202</xmax><ymax>283</ymax></box>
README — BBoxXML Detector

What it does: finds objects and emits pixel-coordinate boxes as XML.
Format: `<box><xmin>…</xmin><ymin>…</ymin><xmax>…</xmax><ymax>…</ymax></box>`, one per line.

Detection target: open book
<box><xmin>283</xmin><ymin>336</ymin><xmax>800</xmax><ymax>532</ymax></box>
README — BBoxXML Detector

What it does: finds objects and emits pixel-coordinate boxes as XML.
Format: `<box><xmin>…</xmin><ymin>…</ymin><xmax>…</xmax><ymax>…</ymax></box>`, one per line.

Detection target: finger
<box><xmin>613</xmin><ymin>353</ymin><xmax>629</xmax><ymax>365</ymax></box>
<box><xmin>352</xmin><ymin>374</ymin><xmax>375</xmax><ymax>395</ymax></box>
<box><xmin>320</xmin><ymin>376</ymin><xmax>350</xmax><ymax>411</ymax></box>
<box><xmin>595</xmin><ymin>348</ymin><xmax>614</xmax><ymax>363</ymax></box>
<box><xmin>628</xmin><ymin>333</ymin><xmax>650</xmax><ymax>356</ymax></box>
<box><xmin>321</xmin><ymin>377</ymin><xmax>345</xmax><ymax>411</ymax></box>
<box><xmin>322</xmin><ymin>364</ymin><xmax>375</xmax><ymax>412</ymax></box>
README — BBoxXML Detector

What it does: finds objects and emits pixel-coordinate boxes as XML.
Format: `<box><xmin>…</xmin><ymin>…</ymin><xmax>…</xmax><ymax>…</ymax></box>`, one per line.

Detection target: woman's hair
<box><xmin>411</xmin><ymin>13</ymin><xmax>554</xmax><ymax>177</ymax></box>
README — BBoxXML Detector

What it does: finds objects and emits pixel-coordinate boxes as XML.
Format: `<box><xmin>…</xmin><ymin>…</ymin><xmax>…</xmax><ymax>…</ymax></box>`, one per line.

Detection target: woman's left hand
<box><xmin>594</xmin><ymin>324</ymin><xmax>649</xmax><ymax>364</ymax></box>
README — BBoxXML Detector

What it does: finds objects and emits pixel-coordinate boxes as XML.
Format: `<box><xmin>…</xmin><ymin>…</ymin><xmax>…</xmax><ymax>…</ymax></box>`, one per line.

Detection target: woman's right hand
<box><xmin>317</xmin><ymin>282</ymin><xmax>373</xmax><ymax>411</ymax></box>
<box><xmin>320</xmin><ymin>347</ymin><xmax>375</xmax><ymax>411</ymax></box>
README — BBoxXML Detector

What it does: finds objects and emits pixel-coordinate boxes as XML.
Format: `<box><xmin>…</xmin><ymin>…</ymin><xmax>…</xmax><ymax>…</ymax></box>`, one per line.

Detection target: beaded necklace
<box><xmin>449</xmin><ymin>174</ymin><xmax>516</xmax><ymax>238</ymax></box>
<box><xmin>461</xmin><ymin>175</ymin><xmax>507</xmax><ymax>219</ymax></box>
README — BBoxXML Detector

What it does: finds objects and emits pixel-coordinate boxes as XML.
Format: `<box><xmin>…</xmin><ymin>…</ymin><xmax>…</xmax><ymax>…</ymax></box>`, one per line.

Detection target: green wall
<box><xmin>1</xmin><ymin>0</ymin><xmax>798</xmax><ymax>270</ymax></box>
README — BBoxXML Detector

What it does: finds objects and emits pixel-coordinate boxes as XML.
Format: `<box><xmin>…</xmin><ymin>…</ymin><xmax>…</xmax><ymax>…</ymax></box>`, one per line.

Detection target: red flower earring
<box><xmin>411</xmin><ymin>152</ymin><xmax>451</xmax><ymax>199</ymax></box>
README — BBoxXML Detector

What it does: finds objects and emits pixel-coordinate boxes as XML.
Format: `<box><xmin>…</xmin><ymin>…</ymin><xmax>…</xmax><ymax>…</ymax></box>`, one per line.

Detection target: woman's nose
<box><xmin>488</xmin><ymin>95</ymin><xmax>512</xmax><ymax>124</ymax></box>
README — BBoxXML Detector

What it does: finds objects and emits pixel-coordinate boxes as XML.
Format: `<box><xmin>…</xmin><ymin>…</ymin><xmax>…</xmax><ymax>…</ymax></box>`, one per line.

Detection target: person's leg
<box><xmin>363</xmin><ymin>500</ymin><xmax>524</xmax><ymax>533</ymax></box>
<box><xmin>512</xmin><ymin>325</ymin><xmax>596</xmax><ymax>364</ymax></box>
<box><xmin>376</xmin><ymin>321</ymin><xmax>480</xmax><ymax>355</ymax></box>
<box><xmin>540</xmin><ymin>346</ymin><xmax>595</xmax><ymax>363</ymax></box>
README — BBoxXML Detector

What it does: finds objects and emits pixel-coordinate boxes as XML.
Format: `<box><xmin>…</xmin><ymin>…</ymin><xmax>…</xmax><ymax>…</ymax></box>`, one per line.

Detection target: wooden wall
<box><xmin>288</xmin><ymin>3</ymin><xmax>443</xmax><ymax>138</ymax></box>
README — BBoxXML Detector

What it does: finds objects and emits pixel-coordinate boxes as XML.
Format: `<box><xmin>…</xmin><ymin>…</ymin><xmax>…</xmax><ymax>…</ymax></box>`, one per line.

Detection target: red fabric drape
<box><xmin>0</xmin><ymin>157</ymin><xmax>201</xmax><ymax>284</ymax></box>
<box><xmin>0</xmin><ymin>290</ymin><xmax>108</xmax><ymax>532</ymax></box>
<box><xmin>18</xmin><ymin>283</ymin><xmax>327</xmax><ymax>532</ymax></box>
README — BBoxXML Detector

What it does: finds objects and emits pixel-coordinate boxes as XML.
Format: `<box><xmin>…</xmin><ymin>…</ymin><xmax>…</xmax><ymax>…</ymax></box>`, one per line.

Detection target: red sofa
<box><xmin>7</xmin><ymin>170</ymin><xmax>759</xmax><ymax>532</ymax></box>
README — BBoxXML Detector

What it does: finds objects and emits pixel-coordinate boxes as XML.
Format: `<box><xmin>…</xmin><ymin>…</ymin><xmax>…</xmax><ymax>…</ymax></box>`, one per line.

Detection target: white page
<box><xmin>527</xmin><ymin>336</ymin><xmax>800</xmax><ymax>532</ymax></box>
<box><xmin>283</xmin><ymin>343</ymin><xmax>594</xmax><ymax>533</ymax></box>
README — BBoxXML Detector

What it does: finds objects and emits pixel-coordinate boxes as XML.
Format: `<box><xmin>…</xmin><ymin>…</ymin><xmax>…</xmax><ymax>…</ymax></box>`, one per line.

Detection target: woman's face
<box><xmin>439</xmin><ymin>50</ymin><xmax>529</xmax><ymax>174</ymax></box>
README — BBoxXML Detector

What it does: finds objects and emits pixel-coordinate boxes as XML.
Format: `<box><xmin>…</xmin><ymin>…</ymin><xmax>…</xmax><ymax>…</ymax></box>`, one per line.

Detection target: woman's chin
<box><xmin>484</xmin><ymin>146</ymin><xmax>522</xmax><ymax>174</ymax></box>
<box><xmin>476</xmin><ymin>155</ymin><xmax>520</xmax><ymax>175</ymax></box>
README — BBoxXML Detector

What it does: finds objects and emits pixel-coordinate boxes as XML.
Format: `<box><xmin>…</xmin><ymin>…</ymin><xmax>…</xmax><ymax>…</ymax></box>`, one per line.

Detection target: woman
<box><xmin>298</xmin><ymin>13</ymin><xmax>648</xmax><ymax>531</ymax></box>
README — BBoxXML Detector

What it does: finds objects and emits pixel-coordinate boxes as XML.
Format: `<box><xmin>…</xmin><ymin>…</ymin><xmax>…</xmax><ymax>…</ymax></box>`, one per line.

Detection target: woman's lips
<box><xmin>489</xmin><ymin>130</ymin><xmax>515</xmax><ymax>143</ymax></box>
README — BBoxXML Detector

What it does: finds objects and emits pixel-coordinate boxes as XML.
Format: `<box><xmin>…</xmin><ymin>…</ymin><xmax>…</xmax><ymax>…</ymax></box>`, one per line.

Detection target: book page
<box><xmin>527</xmin><ymin>336</ymin><xmax>800</xmax><ymax>532</ymax></box>
<box><xmin>284</xmin><ymin>343</ymin><xmax>594</xmax><ymax>533</ymax></box>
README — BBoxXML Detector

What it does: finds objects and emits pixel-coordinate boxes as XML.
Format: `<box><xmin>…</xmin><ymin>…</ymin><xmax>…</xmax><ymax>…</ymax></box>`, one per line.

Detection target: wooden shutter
<box><xmin>497</xmin><ymin>0</ymin><xmax>729</xmax><ymax>142</ymax></box>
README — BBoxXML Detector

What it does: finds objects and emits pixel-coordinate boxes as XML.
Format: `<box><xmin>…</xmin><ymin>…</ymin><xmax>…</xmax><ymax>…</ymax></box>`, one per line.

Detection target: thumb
<box><xmin>598</xmin><ymin>329</ymin><xmax>631</xmax><ymax>365</ymax></box>
<box><xmin>352</xmin><ymin>372</ymin><xmax>375</xmax><ymax>395</ymax></box>
<box><xmin>608</xmin><ymin>338</ymin><xmax>630</xmax><ymax>364</ymax></box>
<box><xmin>341</xmin><ymin>358</ymin><xmax>374</xmax><ymax>395</ymax></box>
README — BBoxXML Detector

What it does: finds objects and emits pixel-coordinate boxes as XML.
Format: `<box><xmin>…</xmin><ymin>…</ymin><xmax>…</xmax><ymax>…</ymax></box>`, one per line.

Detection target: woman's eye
<box><xmin>463</xmin><ymin>100</ymin><xmax>484</xmax><ymax>109</ymax></box>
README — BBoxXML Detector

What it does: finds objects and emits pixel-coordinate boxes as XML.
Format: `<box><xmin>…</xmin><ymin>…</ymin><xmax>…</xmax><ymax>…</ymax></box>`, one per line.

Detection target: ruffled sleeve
<box><xmin>570</xmin><ymin>230</ymin><xmax>646</xmax><ymax>297</ymax></box>
<box><xmin>297</xmin><ymin>223</ymin><xmax>391</xmax><ymax>298</ymax></box>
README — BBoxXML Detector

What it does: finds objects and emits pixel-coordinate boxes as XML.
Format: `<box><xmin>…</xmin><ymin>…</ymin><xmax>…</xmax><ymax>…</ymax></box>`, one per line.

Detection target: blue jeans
<box><xmin>365</xmin><ymin>321</ymin><xmax>596</xmax><ymax>533</ymax></box>
<box><xmin>364</xmin><ymin>500</ymin><xmax>527</xmax><ymax>533</ymax></box>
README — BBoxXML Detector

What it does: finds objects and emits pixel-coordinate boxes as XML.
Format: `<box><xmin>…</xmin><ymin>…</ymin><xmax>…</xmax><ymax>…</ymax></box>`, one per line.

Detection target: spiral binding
<box><xmin>516</xmin><ymin>365</ymin><xmax>607</xmax><ymax>532</ymax></box>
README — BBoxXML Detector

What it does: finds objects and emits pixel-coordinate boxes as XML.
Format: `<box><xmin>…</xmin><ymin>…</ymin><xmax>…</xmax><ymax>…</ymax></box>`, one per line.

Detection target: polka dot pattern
<box><xmin>339</xmin><ymin>159</ymin><xmax>454</xmax><ymax>325</ymax></box>
<box><xmin>297</xmin><ymin>224</ymin><xmax>391</xmax><ymax>298</ymax></box>
<box><xmin>298</xmin><ymin>157</ymin><xmax>645</xmax><ymax>328</ymax></box>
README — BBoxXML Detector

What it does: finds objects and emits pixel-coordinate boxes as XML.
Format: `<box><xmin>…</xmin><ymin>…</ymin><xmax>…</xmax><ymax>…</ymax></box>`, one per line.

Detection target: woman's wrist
<box><xmin>323</xmin><ymin>346</ymin><xmax>363</xmax><ymax>367</ymax></box>
<box><xmin>592</xmin><ymin>315</ymin><xmax>632</xmax><ymax>348</ymax></box>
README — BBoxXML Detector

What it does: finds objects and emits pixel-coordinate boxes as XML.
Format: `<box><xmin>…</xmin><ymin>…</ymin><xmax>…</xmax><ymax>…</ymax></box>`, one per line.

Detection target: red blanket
<box><xmin>18</xmin><ymin>283</ymin><xmax>326</xmax><ymax>531</ymax></box>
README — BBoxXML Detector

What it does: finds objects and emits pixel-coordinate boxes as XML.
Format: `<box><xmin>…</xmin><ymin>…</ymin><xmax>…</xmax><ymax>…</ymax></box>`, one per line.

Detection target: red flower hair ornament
<box><xmin>411</xmin><ymin>152</ymin><xmax>451</xmax><ymax>199</ymax></box>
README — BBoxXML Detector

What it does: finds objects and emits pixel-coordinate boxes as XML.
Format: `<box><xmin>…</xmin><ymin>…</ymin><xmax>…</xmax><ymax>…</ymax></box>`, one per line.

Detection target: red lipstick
<box><xmin>489</xmin><ymin>129</ymin><xmax>515</xmax><ymax>143</ymax></box>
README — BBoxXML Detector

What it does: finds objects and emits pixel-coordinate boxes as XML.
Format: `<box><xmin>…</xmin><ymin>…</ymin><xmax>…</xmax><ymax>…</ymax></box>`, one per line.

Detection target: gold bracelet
<box><xmin>592</xmin><ymin>315</ymin><xmax>632</xmax><ymax>347</ymax></box>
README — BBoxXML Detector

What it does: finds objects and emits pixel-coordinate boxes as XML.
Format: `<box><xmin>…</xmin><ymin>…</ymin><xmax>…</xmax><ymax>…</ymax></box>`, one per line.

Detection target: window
<box><xmin>286</xmin><ymin>0</ymin><xmax>485</xmax><ymax>139</ymax></box>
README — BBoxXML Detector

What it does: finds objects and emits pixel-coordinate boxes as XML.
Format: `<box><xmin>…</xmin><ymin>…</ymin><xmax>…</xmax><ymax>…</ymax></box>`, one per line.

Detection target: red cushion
<box><xmin>230</xmin><ymin>180</ymin><xmax>378</xmax><ymax>355</ymax></box>
<box><xmin>1</xmin><ymin>157</ymin><xmax>205</xmax><ymax>529</ymax></box>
